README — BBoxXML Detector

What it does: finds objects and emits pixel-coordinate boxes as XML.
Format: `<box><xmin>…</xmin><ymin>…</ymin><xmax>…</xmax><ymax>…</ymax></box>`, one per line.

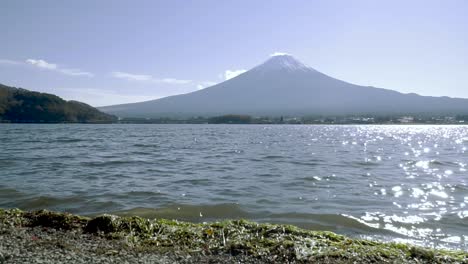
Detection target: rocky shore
<box><xmin>0</xmin><ymin>209</ymin><xmax>467</xmax><ymax>264</ymax></box>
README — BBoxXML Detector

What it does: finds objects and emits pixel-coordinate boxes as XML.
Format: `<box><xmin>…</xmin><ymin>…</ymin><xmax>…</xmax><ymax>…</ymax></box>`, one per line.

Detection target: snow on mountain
<box><xmin>252</xmin><ymin>54</ymin><xmax>312</xmax><ymax>73</ymax></box>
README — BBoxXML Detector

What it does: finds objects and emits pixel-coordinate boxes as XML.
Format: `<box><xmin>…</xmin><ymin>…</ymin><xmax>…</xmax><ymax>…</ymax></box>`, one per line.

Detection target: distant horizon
<box><xmin>1</xmin><ymin>1</ymin><xmax>468</xmax><ymax>106</ymax></box>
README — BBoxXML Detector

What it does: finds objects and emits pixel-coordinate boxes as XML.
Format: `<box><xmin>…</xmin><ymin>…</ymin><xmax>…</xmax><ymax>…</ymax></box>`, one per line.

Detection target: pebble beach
<box><xmin>1</xmin><ymin>209</ymin><xmax>467</xmax><ymax>264</ymax></box>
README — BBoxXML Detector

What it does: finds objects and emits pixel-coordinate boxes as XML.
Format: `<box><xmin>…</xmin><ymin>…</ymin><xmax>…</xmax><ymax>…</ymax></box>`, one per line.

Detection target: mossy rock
<box><xmin>85</xmin><ymin>215</ymin><xmax>119</xmax><ymax>233</ymax></box>
<box><xmin>410</xmin><ymin>246</ymin><xmax>435</xmax><ymax>261</ymax></box>
<box><xmin>26</xmin><ymin>210</ymin><xmax>88</xmax><ymax>230</ymax></box>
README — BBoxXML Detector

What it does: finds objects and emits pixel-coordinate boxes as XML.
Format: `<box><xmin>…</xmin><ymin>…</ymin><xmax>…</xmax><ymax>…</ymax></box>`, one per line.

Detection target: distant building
<box><xmin>398</xmin><ymin>116</ymin><xmax>414</xmax><ymax>123</ymax></box>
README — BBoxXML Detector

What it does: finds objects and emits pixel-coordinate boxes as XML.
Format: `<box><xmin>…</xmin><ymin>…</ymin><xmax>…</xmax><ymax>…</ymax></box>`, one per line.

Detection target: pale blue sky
<box><xmin>1</xmin><ymin>0</ymin><xmax>467</xmax><ymax>106</ymax></box>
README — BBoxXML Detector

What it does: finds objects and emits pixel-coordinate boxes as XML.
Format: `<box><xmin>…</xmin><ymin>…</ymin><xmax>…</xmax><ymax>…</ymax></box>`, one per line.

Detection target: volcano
<box><xmin>99</xmin><ymin>55</ymin><xmax>468</xmax><ymax>117</ymax></box>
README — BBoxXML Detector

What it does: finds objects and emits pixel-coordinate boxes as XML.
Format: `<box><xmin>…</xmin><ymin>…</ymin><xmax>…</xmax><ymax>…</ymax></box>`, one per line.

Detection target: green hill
<box><xmin>0</xmin><ymin>83</ymin><xmax>116</xmax><ymax>123</ymax></box>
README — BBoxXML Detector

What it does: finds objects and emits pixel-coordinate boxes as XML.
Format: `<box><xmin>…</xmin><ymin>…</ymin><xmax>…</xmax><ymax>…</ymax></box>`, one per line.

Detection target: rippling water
<box><xmin>1</xmin><ymin>124</ymin><xmax>467</xmax><ymax>250</ymax></box>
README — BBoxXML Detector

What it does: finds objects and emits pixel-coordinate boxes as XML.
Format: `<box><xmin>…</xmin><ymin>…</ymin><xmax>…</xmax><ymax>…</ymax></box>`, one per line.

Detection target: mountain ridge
<box><xmin>99</xmin><ymin>55</ymin><xmax>468</xmax><ymax>118</ymax></box>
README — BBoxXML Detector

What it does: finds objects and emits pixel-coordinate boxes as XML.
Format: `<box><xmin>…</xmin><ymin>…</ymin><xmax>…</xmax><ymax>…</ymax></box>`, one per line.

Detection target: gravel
<box><xmin>0</xmin><ymin>223</ymin><xmax>260</xmax><ymax>264</ymax></box>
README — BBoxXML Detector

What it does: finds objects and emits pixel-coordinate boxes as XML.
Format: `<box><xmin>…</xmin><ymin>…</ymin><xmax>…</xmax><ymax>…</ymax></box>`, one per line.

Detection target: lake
<box><xmin>0</xmin><ymin>124</ymin><xmax>467</xmax><ymax>250</ymax></box>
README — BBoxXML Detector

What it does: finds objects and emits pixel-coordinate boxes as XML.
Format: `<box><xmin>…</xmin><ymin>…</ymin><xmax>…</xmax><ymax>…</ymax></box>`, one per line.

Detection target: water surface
<box><xmin>0</xmin><ymin>124</ymin><xmax>467</xmax><ymax>250</ymax></box>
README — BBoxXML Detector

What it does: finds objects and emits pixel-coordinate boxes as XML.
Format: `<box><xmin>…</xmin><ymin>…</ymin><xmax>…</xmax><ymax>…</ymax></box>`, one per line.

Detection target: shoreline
<box><xmin>1</xmin><ymin>122</ymin><xmax>467</xmax><ymax>126</ymax></box>
<box><xmin>1</xmin><ymin>209</ymin><xmax>467</xmax><ymax>263</ymax></box>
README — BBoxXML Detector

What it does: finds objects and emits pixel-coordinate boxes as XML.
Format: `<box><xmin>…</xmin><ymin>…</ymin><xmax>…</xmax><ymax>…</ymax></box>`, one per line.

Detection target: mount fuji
<box><xmin>99</xmin><ymin>55</ymin><xmax>468</xmax><ymax>118</ymax></box>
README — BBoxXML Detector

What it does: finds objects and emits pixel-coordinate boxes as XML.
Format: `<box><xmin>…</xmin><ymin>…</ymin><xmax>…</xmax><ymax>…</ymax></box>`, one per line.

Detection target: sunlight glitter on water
<box><xmin>351</xmin><ymin>125</ymin><xmax>468</xmax><ymax>249</ymax></box>
<box><xmin>1</xmin><ymin>124</ymin><xmax>467</xmax><ymax>250</ymax></box>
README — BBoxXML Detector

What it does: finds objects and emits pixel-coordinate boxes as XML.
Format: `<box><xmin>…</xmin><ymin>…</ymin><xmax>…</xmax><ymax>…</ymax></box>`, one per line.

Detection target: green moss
<box><xmin>25</xmin><ymin>210</ymin><xmax>89</xmax><ymax>230</ymax></box>
<box><xmin>0</xmin><ymin>208</ymin><xmax>26</xmax><ymax>226</ymax></box>
<box><xmin>410</xmin><ymin>246</ymin><xmax>435</xmax><ymax>260</ymax></box>
<box><xmin>85</xmin><ymin>215</ymin><xmax>119</xmax><ymax>233</ymax></box>
<box><xmin>1</xmin><ymin>208</ymin><xmax>467</xmax><ymax>263</ymax></box>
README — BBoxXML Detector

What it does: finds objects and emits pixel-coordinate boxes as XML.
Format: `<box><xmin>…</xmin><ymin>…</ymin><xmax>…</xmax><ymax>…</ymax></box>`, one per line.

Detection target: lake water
<box><xmin>0</xmin><ymin>124</ymin><xmax>467</xmax><ymax>250</ymax></box>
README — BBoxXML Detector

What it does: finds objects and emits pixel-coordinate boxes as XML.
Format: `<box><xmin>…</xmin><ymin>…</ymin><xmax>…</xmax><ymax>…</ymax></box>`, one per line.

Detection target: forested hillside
<box><xmin>0</xmin><ymin>84</ymin><xmax>116</xmax><ymax>123</ymax></box>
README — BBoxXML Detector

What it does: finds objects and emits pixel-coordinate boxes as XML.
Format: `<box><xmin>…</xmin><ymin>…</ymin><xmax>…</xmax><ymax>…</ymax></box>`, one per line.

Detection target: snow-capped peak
<box><xmin>270</xmin><ymin>52</ymin><xmax>291</xmax><ymax>57</ymax></box>
<box><xmin>253</xmin><ymin>54</ymin><xmax>313</xmax><ymax>73</ymax></box>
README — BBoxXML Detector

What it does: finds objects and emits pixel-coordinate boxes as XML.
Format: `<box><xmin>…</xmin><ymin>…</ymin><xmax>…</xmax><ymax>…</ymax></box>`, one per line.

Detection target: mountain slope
<box><xmin>99</xmin><ymin>55</ymin><xmax>468</xmax><ymax>118</ymax></box>
<box><xmin>0</xmin><ymin>83</ymin><xmax>116</xmax><ymax>123</ymax></box>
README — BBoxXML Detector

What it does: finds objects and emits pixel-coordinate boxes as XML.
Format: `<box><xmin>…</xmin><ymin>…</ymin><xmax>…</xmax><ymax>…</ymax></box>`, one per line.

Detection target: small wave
<box><xmin>405</xmin><ymin>159</ymin><xmax>458</xmax><ymax>167</ymax></box>
<box><xmin>212</xmin><ymin>166</ymin><xmax>236</xmax><ymax>172</ymax></box>
<box><xmin>0</xmin><ymin>186</ymin><xmax>27</xmax><ymax>203</ymax></box>
<box><xmin>15</xmin><ymin>195</ymin><xmax>87</xmax><ymax>211</ymax></box>
<box><xmin>19</xmin><ymin>140</ymin><xmax>49</xmax><ymax>143</ymax></box>
<box><xmin>112</xmin><ymin>203</ymin><xmax>250</xmax><ymax>222</ymax></box>
<box><xmin>80</xmin><ymin>160</ymin><xmax>149</xmax><ymax>167</ymax></box>
<box><xmin>129</xmin><ymin>151</ymin><xmax>156</xmax><ymax>156</ymax></box>
<box><xmin>255</xmin><ymin>173</ymin><xmax>277</xmax><ymax>178</ymax></box>
<box><xmin>428</xmin><ymin>160</ymin><xmax>460</xmax><ymax>167</ymax></box>
<box><xmin>132</xmin><ymin>143</ymin><xmax>159</xmax><ymax>148</ymax></box>
<box><xmin>287</xmin><ymin>160</ymin><xmax>320</xmax><ymax>166</ymax></box>
<box><xmin>96</xmin><ymin>191</ymin><xmax>168</xmax><ymax>200</ymax></box>
<box><xmin>263</xmin><ymin>155</ymin><xmax>285</xmax><ymax>159</ymax></box>
<box><xmin>264</xmin><ymin>212</ymin><xmax>387</xmax><ymax>235</ymax></box>
<box><xmin>0</xmin><ymin>159</ymin><xmax>17</xmax><ymax>166</ymax></box>
<box><xmin>349</xmin><ymin>161</ymin><xmax>380</xmax><ymax>167</ymax></box>
<box><xmin>300</xmin><ymin>176</ymin><xmax>324</xmax><ymax>181</ymax></box>
<box><xmin>54</xmin><ymin>138</ymin><xmax>85</xmax><ymax>143</ymax></box>
<box><xmin>247</xmin><ymin>158</ymin><xmax>263</xmax><ymax>162</ymax></box>
<box><xmin>453</xmin><ymin>184</ymin><xmax>468</xmax><ymax>191</ymax></box>
<box><xmin>171</xmin><ymin>178</ymin><xmax>212</xmax><ymax>185</ymax></box>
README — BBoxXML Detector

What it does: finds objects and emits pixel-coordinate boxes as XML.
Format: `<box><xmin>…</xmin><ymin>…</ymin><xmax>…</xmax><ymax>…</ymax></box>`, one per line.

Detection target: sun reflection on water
<box><xmin>351</xmin><ymin>125</ymin><xmax>468</xmax><ymax>249</ymax></box>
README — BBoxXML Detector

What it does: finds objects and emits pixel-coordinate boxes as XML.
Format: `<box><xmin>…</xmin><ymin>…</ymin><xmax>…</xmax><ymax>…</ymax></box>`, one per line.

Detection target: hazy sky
<box><xmin>1</xmin><ymin>0</ymin><xmax>467</xmax><ymax>106</ymax></box>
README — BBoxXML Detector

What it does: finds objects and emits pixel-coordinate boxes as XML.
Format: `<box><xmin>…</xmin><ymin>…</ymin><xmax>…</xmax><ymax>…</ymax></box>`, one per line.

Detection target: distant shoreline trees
<box><xmin>208</xmin><ymin>114</ymin><xmax>252</xmax><ymax>124</ymax></box>
<box><xmin>115</xmin><ymin>114</ymin><xmax>467</xmax><ymax>125</ymax></box>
